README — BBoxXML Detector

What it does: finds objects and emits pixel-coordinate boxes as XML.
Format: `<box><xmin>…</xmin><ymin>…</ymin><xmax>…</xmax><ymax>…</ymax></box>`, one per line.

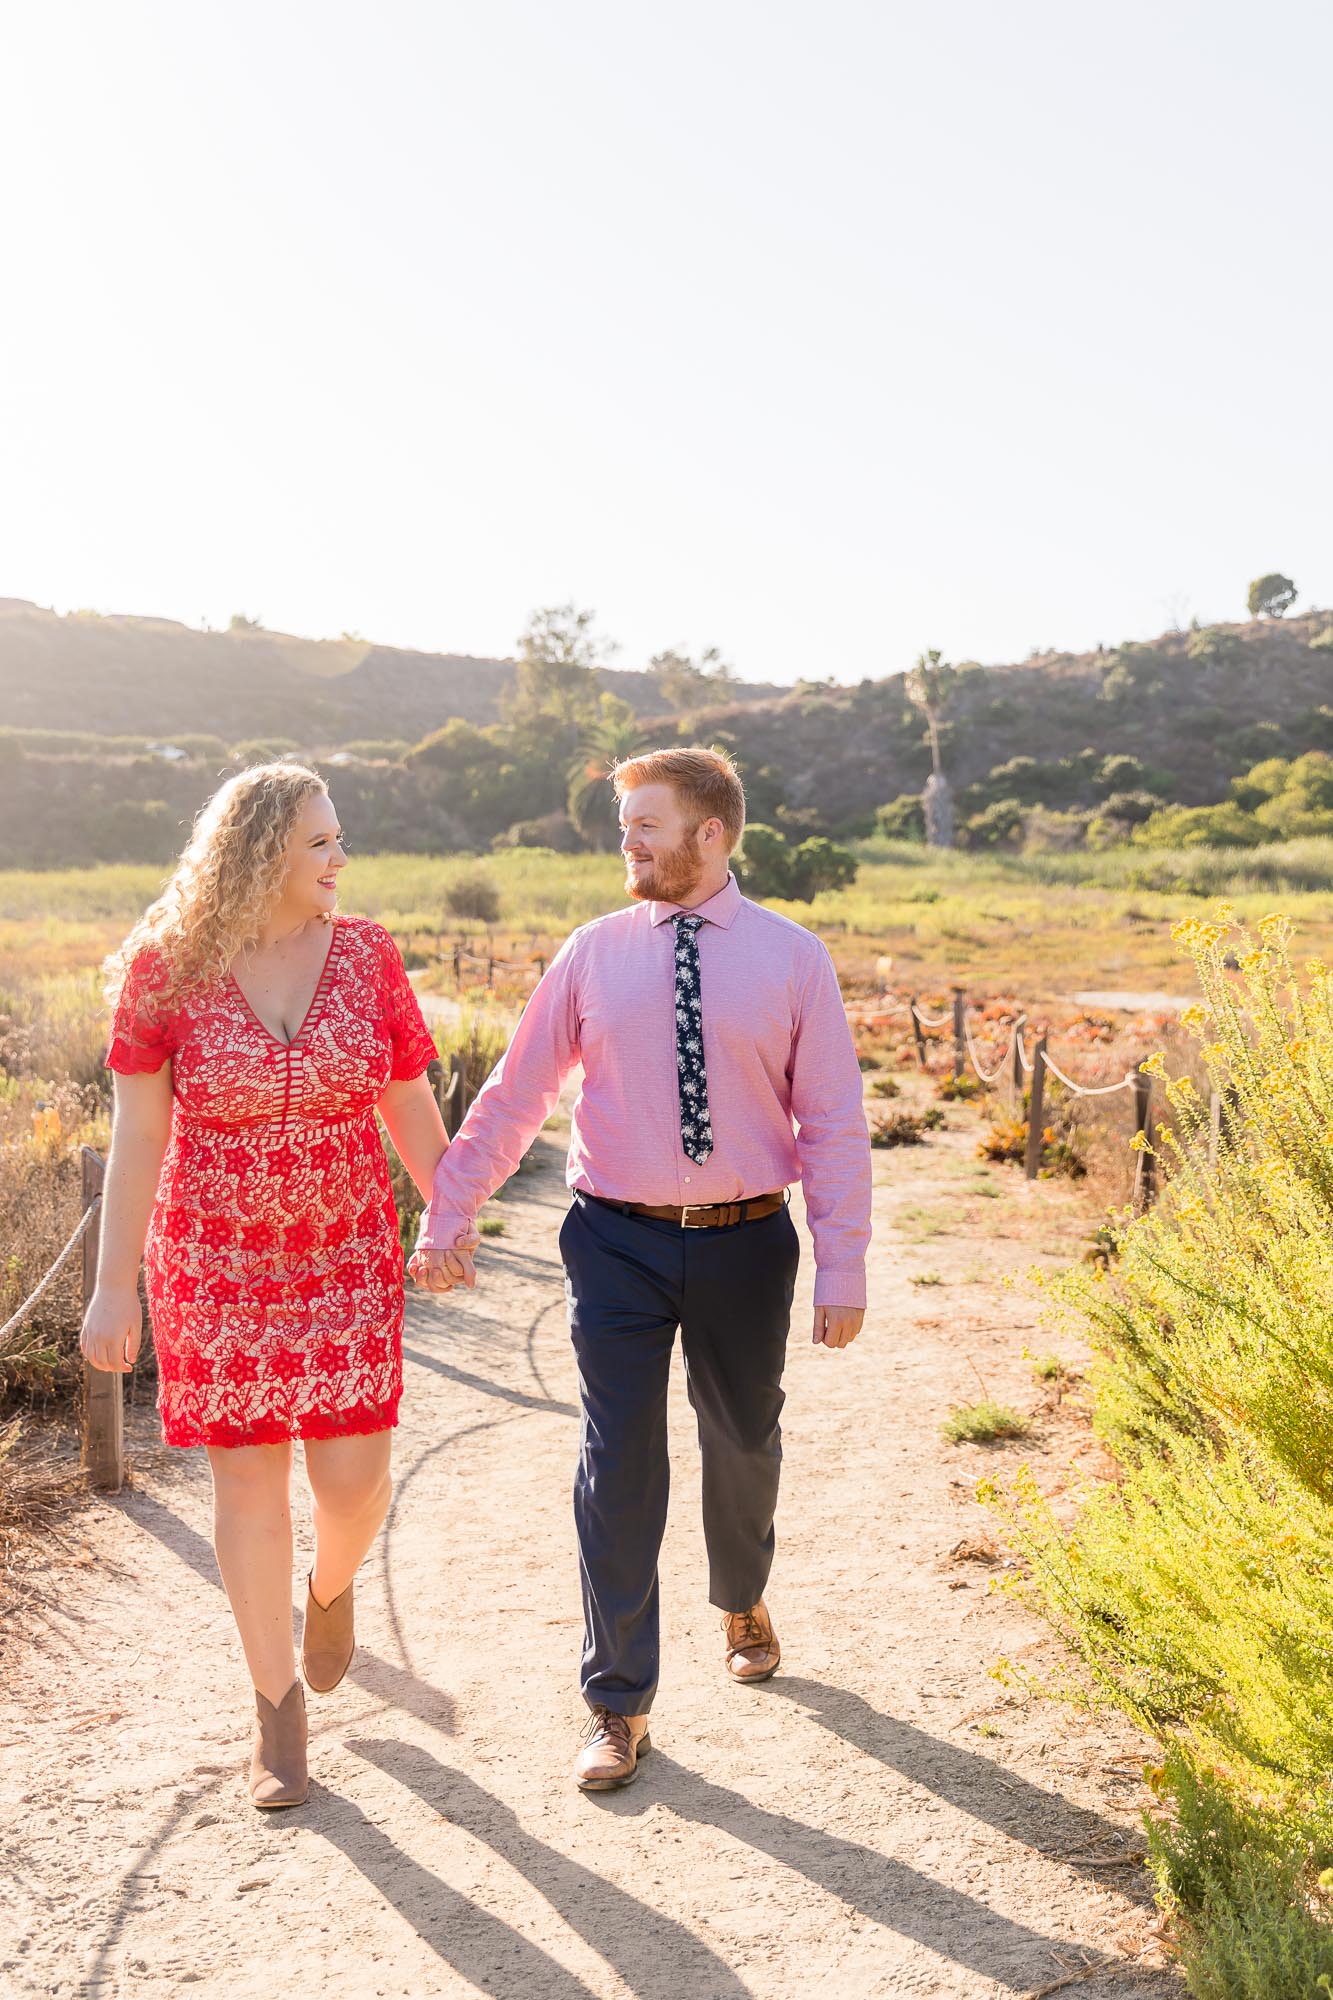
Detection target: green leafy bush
<box><xmin>445</xmin><ymin>870</ymin><xmax>503</xmax><ymax>924</ymax></box>
<box><xmin>1134</xmin><ymin>801</ymin><xmax>1268</xmax><ymax>849</ymax></box>
<box><xmin>735</xmin><ymin>824</ymin><xmax>857</xmax><ymax>901</ymax></box>
<box><xmin>875</xmin><ymin>794</ymin><xmax>925</xmax><ymax>842</ymax></box>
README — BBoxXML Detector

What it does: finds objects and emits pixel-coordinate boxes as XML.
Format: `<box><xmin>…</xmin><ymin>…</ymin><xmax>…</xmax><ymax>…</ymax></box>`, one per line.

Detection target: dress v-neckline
<box><xmin>229</xmin><ymin>922</ymin><xmax>342</xmax><ymax>1049</ymax></box>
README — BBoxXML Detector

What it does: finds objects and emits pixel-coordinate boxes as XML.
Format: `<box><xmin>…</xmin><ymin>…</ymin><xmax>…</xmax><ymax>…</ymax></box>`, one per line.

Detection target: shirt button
<box><xmin>684</xmin><ymin>1175</ymin><xmax>691</xmax><ymax>1183</ymax></box>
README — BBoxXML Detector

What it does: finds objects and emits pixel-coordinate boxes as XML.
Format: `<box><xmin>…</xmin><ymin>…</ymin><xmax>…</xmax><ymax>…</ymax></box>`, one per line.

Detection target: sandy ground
<box><xmin>2</xmin><ymin>1088</ymin><xmax>1182</xmax><ymax>2000</ymax></box>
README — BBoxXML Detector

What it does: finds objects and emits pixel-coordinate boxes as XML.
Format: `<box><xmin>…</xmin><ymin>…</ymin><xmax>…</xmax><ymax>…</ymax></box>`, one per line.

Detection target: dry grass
<box><xmin>0</xmin><ymin>1414</ymin><xmax>86</xmax><ymax>1612</ymax></box>
<box><xmin>0</xmin><ymin>975</ymin><xmax>111</xmax><ymax>1405</ymax></box>
<box><xmin>13</xmin><ymin>838</ymin><xmax>1333</xmax><ymax>998</ymax></box>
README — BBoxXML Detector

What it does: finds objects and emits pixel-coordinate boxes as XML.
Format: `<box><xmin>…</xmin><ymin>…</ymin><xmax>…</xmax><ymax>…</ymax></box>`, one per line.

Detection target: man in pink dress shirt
<box><xmin>410</xmin><ymin>747</ymin><xmax>871</xmax><ymax>1790</ymax></box>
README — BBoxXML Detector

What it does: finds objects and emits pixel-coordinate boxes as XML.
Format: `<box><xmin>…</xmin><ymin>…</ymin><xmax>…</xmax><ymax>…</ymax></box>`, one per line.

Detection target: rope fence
<box><xmin>447</xmin><ymin>939</ymin><xmax>548</xmax><ymax>989</ymax></box>
<box><xmin>0</xmin><ymin>1195</ymin><xmax>101</xmax><ymax>1348</ymax></box>
<box><xmin>0</xmin><ymin>1148</ymin><xmax>123</xmax><ymax>1493</ymax></box>
<box><xmin>13</xmin><ymin>975</ymin><xmax>1203</xmax><ymax>1498</ymax></box>
<box><xmin>7</xmin><ymin>1059</ymin><xmax>480</xmax><ymax>1503</ymax></box>
<box><xmin>901</xmin><ymin>986</ymin><xmax>1166</xmax><ymax>1203</ymax></box>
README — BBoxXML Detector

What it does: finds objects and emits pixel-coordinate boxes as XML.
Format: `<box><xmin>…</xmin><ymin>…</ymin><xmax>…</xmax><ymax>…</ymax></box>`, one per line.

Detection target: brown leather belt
<box><xmin>586</xmin><ymin>1190</ymin><xmax>786</xmax><ymax>1230</ymax></box>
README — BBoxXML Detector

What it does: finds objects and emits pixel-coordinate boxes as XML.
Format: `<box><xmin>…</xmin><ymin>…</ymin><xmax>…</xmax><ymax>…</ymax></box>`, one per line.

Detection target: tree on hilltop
<box><xmin>1248</xmin><ymin>573</ymin><xmax>1297</xmax><ymax>619</ymax></box>
<box><xmin>502</xmin><ymin>603</ymin><xmax>609</xmax><ymax>734</ymax></box>
<box><xmin>647</xmin><ymin>644</ymin><xmax>735</xmax><ymax>713</ymax></box>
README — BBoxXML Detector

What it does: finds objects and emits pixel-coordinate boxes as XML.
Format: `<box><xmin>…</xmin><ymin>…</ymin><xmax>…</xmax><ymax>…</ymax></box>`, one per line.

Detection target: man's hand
<box><xmin>407</xmin><ymin>1246</ymin><xmax>477</xmax><ymax>1293</ymax></box>
<box><xmin>812</xmin><ymin>1305</ymin><xmax>864</xmax><ymax>1351</ymax></box>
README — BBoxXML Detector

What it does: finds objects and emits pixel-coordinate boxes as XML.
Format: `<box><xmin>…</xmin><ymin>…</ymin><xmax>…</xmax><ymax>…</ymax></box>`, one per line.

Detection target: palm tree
<box><xmin>904</xmin><ymin>651</ymin><xmax>959</xmax><ymax>847</ymax></box>
<box><xmin>567</xmin><ymin>697</ymin><xmax>654</xmax><ymax>849</ymax></box>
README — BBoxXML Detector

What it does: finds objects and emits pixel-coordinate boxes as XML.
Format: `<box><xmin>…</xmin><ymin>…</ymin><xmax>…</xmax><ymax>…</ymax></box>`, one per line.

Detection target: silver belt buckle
<box><xmin>680</xmin><ymin>1203</ymin><xmax>703</xmax><ymax>1229</ymax></box>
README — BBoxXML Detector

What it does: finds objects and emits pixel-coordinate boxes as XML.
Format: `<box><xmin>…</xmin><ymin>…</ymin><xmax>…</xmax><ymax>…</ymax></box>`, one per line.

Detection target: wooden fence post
<box><xmin>452</xmin><ymin>944</ymin><xmax>461</xmax><ymax>984</ymax></box>
<box><xmin>1131</xmin><ymin>1070</ymin><xmax>1154</xmax><ymax>1208</ymax></box>
<box><xmin>1023</xmin><ymin>1033</ymin><xmax>1048</xmax><ymax>1181</ymax></box>
<box><xmin>448</xmin><ymin>1052</ymin><xmax>469</xmax><ymax>1138</ymax></box>
<box><xmin>951</xmin><ymin>989</ymin><xmax>966</xmax><ymax>1081</ymax></box>
<box><xmin>1010</xmin><ymin>1013</ymin><xmax>1027</xmax><ymax>1111</ymax></box>
<box><xmin>80</xmin><ymin>1146</ymin><xmax>123</xmax><ymax>1494</ymax></box>
<box><xmin>909</xmin><ymin>998</ymin><xmax>927</xmax><ymax>1070</ymax></box>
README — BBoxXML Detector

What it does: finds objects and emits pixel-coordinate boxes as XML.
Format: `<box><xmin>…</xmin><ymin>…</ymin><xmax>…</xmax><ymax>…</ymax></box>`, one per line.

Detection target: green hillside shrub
<box><xmin>1186</xmin><ymin>626</ymin><xmax>1247</xmax><ymax>668</ymax></box>
<box><xmin>959</xmin><ymin>799</ymin><xmax>1025</xmax><ymax>848</ymax></box>
<box><xmin>493</xmin><ymin>812</ymin><xmax>584</xmax><ymax>853</ymax></box>
<box><xmin>735</xmin><ymin>824</ymin><xmax>857</xmax><ymax>901</ymax></box>
<box><xmin>445</xmin><ymin>870</ymin><xmax>503</xmax><ymax>924</ymax></box>
<box><xmin>1134</xmin><ymin>801</ymin><xmax>1268</xmax><ymax>848</ymax></box>
<box><xmin>230</xmin><ymin>738</ymin><xmax>307</xmax><ymax>765</ymax></box>
<box><xmin>875</xmin><ymin>794</ymin><xmax>925</xmax><ymax>842</ymax></box>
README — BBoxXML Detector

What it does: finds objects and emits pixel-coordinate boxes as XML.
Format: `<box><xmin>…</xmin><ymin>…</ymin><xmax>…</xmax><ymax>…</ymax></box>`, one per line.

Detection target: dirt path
<box><xmin>3</xmin><ymin>1089</ymin><xmax>1180</xmax><ymax>2000</ymax></box>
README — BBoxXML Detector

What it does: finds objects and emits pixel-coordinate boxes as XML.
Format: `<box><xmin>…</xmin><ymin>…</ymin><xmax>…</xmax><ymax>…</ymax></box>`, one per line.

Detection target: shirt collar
<box><xmin>649</xmin><ymin>871</ymin><xmax>742</xmax><ymax>931</ymax></box>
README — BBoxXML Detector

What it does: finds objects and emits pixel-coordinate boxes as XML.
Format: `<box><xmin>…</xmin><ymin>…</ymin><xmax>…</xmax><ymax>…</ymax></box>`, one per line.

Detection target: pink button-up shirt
<box><xmin>419</xmin><ymin>872</ymin><xmax>872</xmax><ymax>1307</ymax></box>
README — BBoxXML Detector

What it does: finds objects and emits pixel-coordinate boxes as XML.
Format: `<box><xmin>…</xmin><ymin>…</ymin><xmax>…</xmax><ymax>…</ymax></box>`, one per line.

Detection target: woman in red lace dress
<box><xmin>82</xmin><ymin>763</ymin><xmax>466</xmax><ymax>1808</ymax></box>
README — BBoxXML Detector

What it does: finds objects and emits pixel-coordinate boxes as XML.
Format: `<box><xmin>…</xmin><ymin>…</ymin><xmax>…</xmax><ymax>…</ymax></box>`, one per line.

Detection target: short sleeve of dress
<box><xmin>373</xmin><ymin>926</ymin><xmax>438</xmax><ymax>1082</ymax></box>
<box><xmin>106</xmin><ymin>951</ymin><xmax>177</xmax><ymax>1075</ymax></box>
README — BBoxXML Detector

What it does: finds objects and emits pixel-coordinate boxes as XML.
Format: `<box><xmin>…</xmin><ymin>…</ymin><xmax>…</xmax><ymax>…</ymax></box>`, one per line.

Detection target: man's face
<box><xmin>619</xmin><ymin>783</ymin><xmax>705</xmax><ymax>903</ymax></box>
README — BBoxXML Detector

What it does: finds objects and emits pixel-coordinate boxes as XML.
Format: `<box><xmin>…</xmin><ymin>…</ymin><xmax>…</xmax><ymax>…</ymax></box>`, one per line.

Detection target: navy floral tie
<box><xmin>671</xmin><ymin>913</ymin><xmax>713</xmax><ymax>1164</ymax></box>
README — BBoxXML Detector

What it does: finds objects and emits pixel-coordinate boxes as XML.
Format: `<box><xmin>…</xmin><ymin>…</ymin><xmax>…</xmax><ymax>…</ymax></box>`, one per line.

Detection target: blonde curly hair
<box><xmin>105</xmin><ymin>762</ymin><xmax>330</xmax><ymax>1007</ymax></box>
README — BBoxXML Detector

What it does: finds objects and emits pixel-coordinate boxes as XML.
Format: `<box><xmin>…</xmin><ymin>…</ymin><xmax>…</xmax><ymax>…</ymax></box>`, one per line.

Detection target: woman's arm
<box><xmin>380</xmin><ymin>1075</ymin><xmax>477</xmax><ymax>1291</ymax></box>
<box><xmin>81</xmin><ymin>1067</ymin><xmax>173</xmax><ymax>1374</ymax></box>
<box><xmin>378</xmin><ymin>1072</ymin><xmax>449</xmax><ymax>1203</ymax></box>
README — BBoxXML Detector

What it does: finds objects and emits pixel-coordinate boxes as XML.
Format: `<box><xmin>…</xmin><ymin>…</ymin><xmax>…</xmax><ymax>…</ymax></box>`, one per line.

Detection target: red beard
<box><xmin>624</xmin><ymin>832</ymin><xmax>703</xmax><ymax>904</ymax></box>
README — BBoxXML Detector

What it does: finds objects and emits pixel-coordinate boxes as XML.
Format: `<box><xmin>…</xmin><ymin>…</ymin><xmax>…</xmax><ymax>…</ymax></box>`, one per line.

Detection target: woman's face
<box><xmin>281</xmin><ymin>790</ymin><xmax>348</xmax><ymax>920</ymax></box>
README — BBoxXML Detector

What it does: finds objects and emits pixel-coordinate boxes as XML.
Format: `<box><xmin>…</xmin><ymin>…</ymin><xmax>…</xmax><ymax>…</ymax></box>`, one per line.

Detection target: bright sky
<box><xmin>2</xmin><ymin>2</ymin><xmax>1330</xmax><ymax>685</ymax></box>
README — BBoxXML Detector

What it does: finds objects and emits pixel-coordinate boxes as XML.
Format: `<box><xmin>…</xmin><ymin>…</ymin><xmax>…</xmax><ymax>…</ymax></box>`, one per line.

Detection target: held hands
<box><xmin>80</xmin><ymin>1285</ymin><xmax>143</xmax><ymax>1375</ymax></box>
<box><xmin>407</xmin><ymin>1245</ymin><xmax>477</xmax><ymax>1294</ymax></box>
<box><xmin>812</xmin><ymin>1305</ymin><xmax>864</xmax><ymax>1351</ymax></box>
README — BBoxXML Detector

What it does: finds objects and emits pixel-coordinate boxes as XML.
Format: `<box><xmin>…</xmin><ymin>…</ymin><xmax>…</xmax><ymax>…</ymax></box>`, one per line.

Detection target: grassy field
<box><xmin>9</xmin><ymin>837</ymin><xmax>1333</xmax><ymax>999</ymax></box>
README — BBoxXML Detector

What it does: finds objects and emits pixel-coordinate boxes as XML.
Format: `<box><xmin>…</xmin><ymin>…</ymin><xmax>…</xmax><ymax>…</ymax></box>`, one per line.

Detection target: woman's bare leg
<box><xmin>305</xmin><ymin>1430</ymin><xmax>393</xmax><ymax>1608</ymax></box>
<box><xmin>207</xmin><ymin>1440</ymin><xmax>297</xmax><ymax>1705</ymax></box>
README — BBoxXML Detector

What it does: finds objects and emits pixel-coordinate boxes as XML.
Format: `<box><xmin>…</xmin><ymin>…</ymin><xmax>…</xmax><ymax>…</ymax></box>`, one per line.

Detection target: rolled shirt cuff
<box><xmin>416</xmin><ymin>1207</ymin><xmax>479</xmax><ymax>1253</ymax></box>
<box><xmin>812</xmin><ymin>1266</ymin><xmax>867</xmax><ymax>1310</ymax></box>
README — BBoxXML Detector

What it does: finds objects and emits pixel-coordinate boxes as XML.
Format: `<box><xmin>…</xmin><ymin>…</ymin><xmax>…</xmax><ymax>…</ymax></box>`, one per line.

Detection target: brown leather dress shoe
<box><xmin>302</xmin><ymin>1573</ymin><xmax>355</xmax><ymax>1693</ymax></box>
<box><xmin>574</xmin><ymin>1707</ymin><xmax>652</xmax><ymax>1791</ymax></box>
<box><xmin>249</xmin><ymin>1680</ymin><xmax>308</xmax><ymax>1809</ymax></box>
<box><xmin>723</xmin><ymin>1600</ymin><xmax>781</xmax><ymax>1683</ymax></box>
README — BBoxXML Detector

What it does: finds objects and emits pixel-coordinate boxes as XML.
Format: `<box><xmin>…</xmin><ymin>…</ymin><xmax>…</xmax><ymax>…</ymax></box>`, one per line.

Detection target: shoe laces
<box><xmin>726</xmin><ymin>1606</ymin><xmax>771</xmax><ymax>1653</ymax></box>
<box><xmin>580</xmin><ymin>1706</ymin><xmax>632</xmax><ymax>1754</ymax></box>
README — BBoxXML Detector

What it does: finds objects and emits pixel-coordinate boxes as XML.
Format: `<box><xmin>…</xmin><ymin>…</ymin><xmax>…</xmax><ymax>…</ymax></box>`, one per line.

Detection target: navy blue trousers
<box><xmin>559</xmin><ymin>1191</ymin><xmax>800</xmax><ymax>1716</ymax></box>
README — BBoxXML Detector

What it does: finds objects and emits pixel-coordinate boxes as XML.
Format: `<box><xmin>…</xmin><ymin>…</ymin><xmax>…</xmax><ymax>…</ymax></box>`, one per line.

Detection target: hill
<box><xmin>2</xmin><ymin>600</ymin><xmax>1332</xmax><ymax>868</ymax></box>
<box><xmin>689</xmin><ymin>612</ymin><xmax>1333</xmax><ymax>834</ymax></box>
<box><xmin>0</xmin><ymin>601</ymin><xmax>786</xmax><ymax>745</ymax></box>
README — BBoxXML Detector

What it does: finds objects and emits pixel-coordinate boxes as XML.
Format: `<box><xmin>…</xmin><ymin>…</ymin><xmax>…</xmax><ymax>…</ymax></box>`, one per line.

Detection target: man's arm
<box><xmin>789</xmin><ymin>943</ymin><xmax>873</xmax><ymax>1348</ymax></box>
<box><xmin>415</xmin><ymin>932</ymin><xmax>582</xmax><ymax>1259</ymax></box>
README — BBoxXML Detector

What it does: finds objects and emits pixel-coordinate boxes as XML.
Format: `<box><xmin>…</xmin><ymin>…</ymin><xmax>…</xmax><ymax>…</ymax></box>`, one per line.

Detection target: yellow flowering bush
<box><xmin>980</xmin><ymin>910</ymin><xmax>1333</xmax><ymax>1989</ymax></box>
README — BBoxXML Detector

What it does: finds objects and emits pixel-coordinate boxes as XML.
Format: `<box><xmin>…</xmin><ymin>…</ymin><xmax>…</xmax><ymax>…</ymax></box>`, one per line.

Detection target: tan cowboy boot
<box><xmin>723</xmin><ymin>1599</ymin><xmax>781</xmax><ymax>1684</ymax></box>
<box><xmin>302</xmin><ymin>1573</ymin><xmax>355</xmax><ymax>1693</ymax></box>
<box><xmin>574</xmin><ymin>1707</ymin><xmax>652</xmax><ymax>1791</ymax></box>
<box><xmin>249</xmin><ymin>1681</ymin><xmax>308</xmax><ymax>1809</ymax></box>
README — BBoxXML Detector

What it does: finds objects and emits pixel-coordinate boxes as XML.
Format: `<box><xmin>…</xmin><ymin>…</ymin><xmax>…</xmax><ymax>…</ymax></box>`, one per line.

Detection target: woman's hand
<box><xmin>80</xmin><ymin>1285</ymin><xmax>143</xmax><ymax>1374</ymax></box>
<box><xmin>407</xmin><ymin>1246</ymin><xmax>477</xmax><ymax>1293</ymax></box>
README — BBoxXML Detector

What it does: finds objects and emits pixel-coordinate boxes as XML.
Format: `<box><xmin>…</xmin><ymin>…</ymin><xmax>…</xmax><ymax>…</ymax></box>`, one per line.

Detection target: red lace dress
<box><xmin>106</xmin><ymin>916</ymin><xmax>438</xmax><ymax>1449</ymax></box>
